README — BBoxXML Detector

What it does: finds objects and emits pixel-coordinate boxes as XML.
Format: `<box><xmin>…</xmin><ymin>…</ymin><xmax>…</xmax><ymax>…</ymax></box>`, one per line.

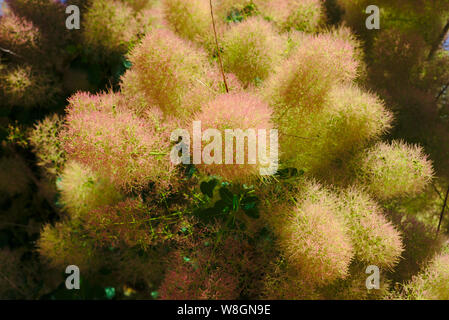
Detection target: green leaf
<box><xmin>122</xmin><ymin>58</ymin><xmax>132</xmax><ymax>69</ymax></box>
<box><xmin>219</xmin><ymin>187</ymin><xmax>233</xmax><ymax>204</ymax></box>
<box><xmin>105</xmin><ymin>287</ymin><xmax>115</xmax><ymax>300</ymax></box>
<box><xmin>276</xmin><ymin>167</ymin><xmax>300</xmax><ymax>179</ymax></box>
<box><xmin>241</xmin><ymin>195</ymin><xmax>258</xmax><ymax>213</ymax></box>
<box><xmin>242</xmin><ymin>201</ymin><xmax>256</xmax><ymax>210</ymax></box>
<box><xmin>200</xmin><ymin>179</ymin><xmax>218</xmax><ymax>198</ymax></box>
<box><xmin>232</xmin><ymin>194</ymin><xmax>239</xmax><ymax>211</ymax></box>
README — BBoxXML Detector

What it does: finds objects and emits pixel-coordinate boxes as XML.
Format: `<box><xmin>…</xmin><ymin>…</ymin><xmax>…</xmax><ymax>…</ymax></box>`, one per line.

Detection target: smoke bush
<box><xmin>82</xmin><ymin>199</ymin><xmax>160</xmax><ymax>250</ymax></box>
<box><xmin>0</xmin><ymin>65</ymin><xmax>61</xmax><ymax>108</ymax></box>
<box><xmin>120</xmin><ymin>0</ymin><xmax>156</xmax><ymax>12</ymax></box>
<box><xmin>28</xmin><ymin>114</ymin><xmax>66</xmax><ymax>177</ymax></box>
<box><xmin>0</xmin><ymin>11</ymin><xmax>40</xmax><ymax>59</ymax></box>
<box><xmin>159</xmin><ymin>250</ymin><xmax>240</xmax><ymax>300</ymax></box>
<box><xmin>356</xmin><ymin>140</ymin><xmax>434</xmax><ymax>200</ymax></box>
<box><xmin>5</xmin><ymin>0</ymin><xmax>71</xmax><ymax>55</ymax></box>
<box><xmin>259</xmin><ymin>0</ymin><xmax>323</xmax><ymax>33</ymax></box>
<box><xmin>3</xmin><ymin>0</ymin><xmax>444</xmax><ymax>301</ymax></box>
<box><xmin>270</xmin><ymin>181</ymin><xmax>354</xmax><ymax>285</ymax></box>
<box><xmin>193</xmin><ymin>92</ymin><xmax>274</xmax><ymax>182</ymax></box>
<box><xmin>39</xmin><ymin>214</ymin><xmax>167</xmax><ymax>289</ymax></box>
<box><xmin>60</xmin><ymin>92</ymin><xmax>177</xmax><ymax>192</ymax></box>
<box><xmin>338</xmin><ymin>188</ymin><xmax>403</xmax><ymax>268</ymax></box>
<box><xmin>320</xmin><ymin>263</ymin><xmax>392</xmax><ymax>300</ymax></box>
<box><xmin>324</xmin><ymin>84</ymin><xmax>392</xmax><ymax>149</ymax></box>
<box><xmin>121</xmin><ymin>28</ymin><xmax>215</xmax><ymax>119</ymax></box>
<box><xmin>58</xmin><ymin>161</ymin><xmax>123</xmax><ymax>219</ymax></box>
<box><xmin>261</xmin><ymin>259</ymin><xmax>321</xmax><ymax>299</ymax></box>
<box><xmin>159</xmin><ymin>234</ymin><xmax>260</xmax><ymax>300</ymax></box>
<box><xmin>266</xmin><ymin>32</ymin><xmax>359</xmax><ymax>118</ymax></box>
<box><xmin>163</xmin><ymin>0</ymin><xmax>213</xmax><ymax>49</ymax></box>
<box><xmin>401</xmin><ymin>251</ymin><xmax>449</xmax><ymax>299</ymax></box>
<box><xmin>221</xmin><ymin>17</ymin><xmax>285</xmax><ymax>86</ymax></box>
<box><xmin>82</xmin><ymin>0</ymin><xmax>150</xmax><ymax>61</ymax></box>
<box><xmin>278</xmin><ymin>84</ymin><xmax>393</xmax><ymax>177</ymax></box>
<box><xmin>38</xmin><ymin>220</ymin><xmax>101</xmax><ymax>272</ymax></box>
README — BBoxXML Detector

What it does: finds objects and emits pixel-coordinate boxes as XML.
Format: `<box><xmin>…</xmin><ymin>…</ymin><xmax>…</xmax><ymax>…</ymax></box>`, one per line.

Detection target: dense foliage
<box><xmin>0</xmin><ymin>0</ymin><xmax>448</xmax><ymax>300</ymax></box>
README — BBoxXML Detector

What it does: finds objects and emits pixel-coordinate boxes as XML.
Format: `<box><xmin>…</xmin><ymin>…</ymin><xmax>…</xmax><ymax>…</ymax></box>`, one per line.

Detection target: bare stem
<box><xmin>437</xmin><ymin>184</ymin><xmax>449</xmax><ymax>235</ymax></box>
<box><xmin>435</xmin><ymin>81</ymin><xmax>449</xmax><ymax>102</ymax></box>
<box><xmin>209</xmin><ymin>0</ymin><xmax>229</xmax><ymax>93</ymax></box>
<box><xmin>0</xmin><ymin>46</ymin><xmax>22</xmax><ymax>58</ymax></box>
<box><xmin>428</xmin><ymin>18</ymin><xmax>449</xmax><ymax>61</ymax></box>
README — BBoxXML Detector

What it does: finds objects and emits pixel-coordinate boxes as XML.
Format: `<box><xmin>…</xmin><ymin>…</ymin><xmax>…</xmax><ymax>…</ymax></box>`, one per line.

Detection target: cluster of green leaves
<box><xmin>225</xmin><ymin>2</ymin><xmax>258</xmax><ymax>23</ymax></box>
<box><xmin>195</xmin><ymin>178</ymin><xmax>260</xmax><ymax>227</ymax></box>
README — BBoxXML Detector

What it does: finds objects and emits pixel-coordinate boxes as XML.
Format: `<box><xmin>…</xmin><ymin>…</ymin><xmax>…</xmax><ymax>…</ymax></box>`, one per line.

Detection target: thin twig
<box><xmin>0</xmin><ymin>271</ymin><xmax>27</xmax><ymax>297</ymax></box>
<box><xmin>428</xmin><ymin>18</ymin><xmax>449</xmax><ymax>61</ymax></box>
<box><xmin>0</xmin><ymin>46</ymin><xmax>22</xmax><ymax>58</ymax></box>
<box><xmin>433</xmin><ymin>182</ymin><xmax>449</xmax><ymax>216</ymax></box>
<box><xmin>437</xmin><ymin>184</ymin><xmax>449</xmax><ymax>235</ymax></box>
<box><xmin>209</xmin><ymin>0</ymin><xmax>229</xmax><ymax>93</ymax></box>
<box><xmin>432</xmin><ymin>182</ymin><xmax>443</xmax><ymax>200</ymax></box>
<box><xmin>435</xmin><ymin>81</ymin><xmax>449</xmax><ymax>102</ymax></box>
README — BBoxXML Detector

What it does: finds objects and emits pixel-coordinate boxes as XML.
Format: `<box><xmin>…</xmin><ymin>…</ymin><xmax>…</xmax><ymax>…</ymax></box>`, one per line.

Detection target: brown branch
<box><xmin>437</xmin><ymin>184</ymin><xmax>449</xmax><ymax>235</ymax></box>
<box><xmin>0</xmin><ymin>271</ymin><xmax>27</xmax><ymax>297</ymax></box>
<box><xmin>432</xmin><ymin>182</ymin><xmax>444</xmax><ymax>200</ymax></box>
<box><xmin>0</xmin><ymin>46</ymin><xmax>22</xmax><ymax>58</ymax></box>
<box><xmin>435</xmin><ymin>81</ymin><xmax>449</xmax><ymax>102</ymax></box>
<box><xmin>209</xmin><ymin>0</ymin><xmax>229</xmax><ymax>93</ymax></box>
<box><xmin>428</xmin><ymin>18</ymin><xmax>449</xmax><ymax>61</ymax></box>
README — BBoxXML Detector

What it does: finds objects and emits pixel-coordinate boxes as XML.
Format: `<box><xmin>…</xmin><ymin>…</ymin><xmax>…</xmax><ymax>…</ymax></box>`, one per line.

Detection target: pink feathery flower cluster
<box><xmin>159</xmin><ymin>245</ymin><xmax>241</xmax><ymax>299</ymax></box>
<box><xmin>159</xmin><ymin>232</ymin><xmax>270</xmax><ymax>300</ymax></box>
<box><xmin>0</xmin><ymin>11</ymin><xmax>40</xmax><ymax>57</ymax></box>
<box><xmin>60</xmin><ymin>92</ymin><xmax>176</xmax><ymax>192</ymax></box>
<box><xmin>121</xmin><ymin>28</ymin><xmax>214</xmax><ymax>119</ymax></box>
<box><xmin>192</xmin><ymin>92</ymin><xmax>274</xmax><ymax>182</ymax></box>
<box><xmin>259</xmin><ymin>0</ymin><xmax>323</xmax><ymax>33</ymax></box>
<box><xmin>267</xmin><ymin>32</ymin><xmax>359</xmax><ymax>114</ymax></box>
<box><xmin>221</xmin><ymin>16</ymin><xmax>286</xmax><ymax>86</ymax></box>
<box><xmin>84</xmin><ymin>199</ymin><xmax>159</xmax><ymax>250</ymax></box>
